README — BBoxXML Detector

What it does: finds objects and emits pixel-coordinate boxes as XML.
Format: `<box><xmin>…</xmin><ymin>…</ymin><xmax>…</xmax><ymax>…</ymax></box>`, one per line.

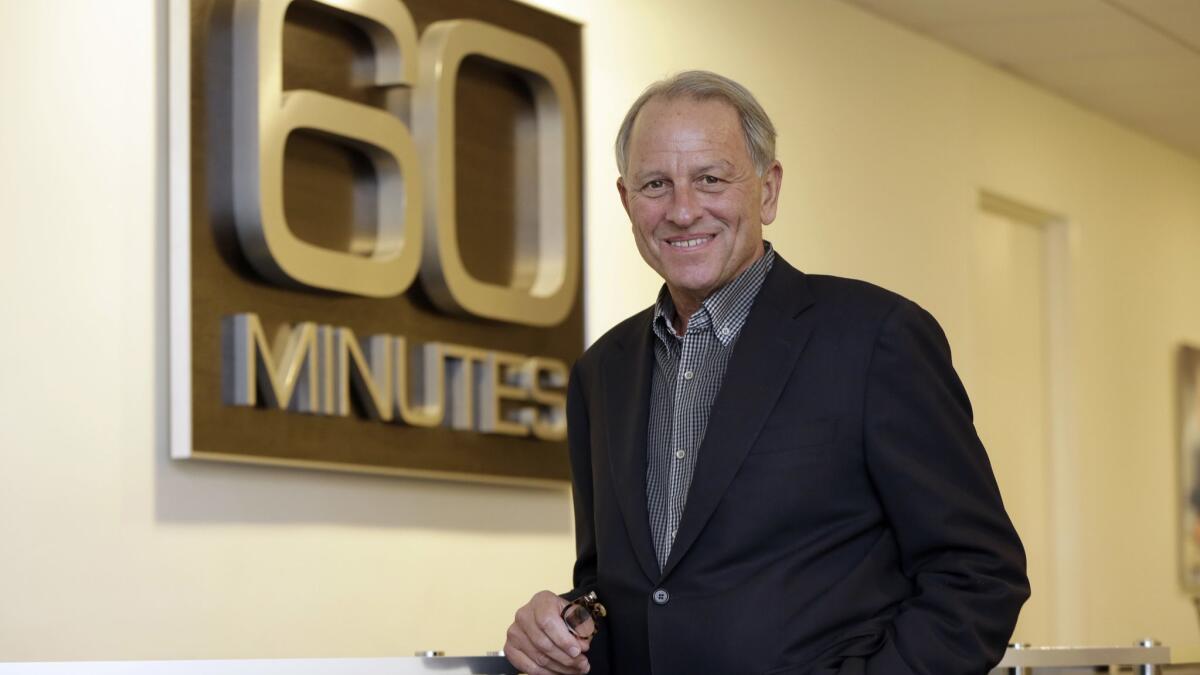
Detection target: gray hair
<box><xmin>614</xmin><ymin>70</ymin><xmax>777</xmax><ymax>177</ymax></box>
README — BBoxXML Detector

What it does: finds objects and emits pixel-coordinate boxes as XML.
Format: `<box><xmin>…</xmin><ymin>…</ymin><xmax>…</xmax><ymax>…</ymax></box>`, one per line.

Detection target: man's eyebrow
<box><xmin>632</xmin><ymin>170</ymin><xmax>667</xmax><ymax>184</ymax></box>
<box><xmin>632</xmin><ymin>160</ymin><xmax>736</xmax><ymax>183</ymax></box>
<box><xmin>695</xmin><ymin>160</ymin><xmax>735</xmax><ymax>175</ymax></box>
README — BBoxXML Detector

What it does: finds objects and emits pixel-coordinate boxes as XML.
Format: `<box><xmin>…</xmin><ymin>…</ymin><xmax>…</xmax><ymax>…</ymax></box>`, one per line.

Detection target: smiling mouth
<box><xmin>667</xmin><ymin>235</ymin><xmax>714</xmax><ymax>249</ymax></box>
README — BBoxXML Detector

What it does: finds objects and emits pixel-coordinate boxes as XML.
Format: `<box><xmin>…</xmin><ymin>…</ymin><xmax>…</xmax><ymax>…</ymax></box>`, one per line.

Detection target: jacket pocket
<box><xmin>764</xmin><ymin>630</ymin><xmax>886</xmax><ymax>674</ymax></box>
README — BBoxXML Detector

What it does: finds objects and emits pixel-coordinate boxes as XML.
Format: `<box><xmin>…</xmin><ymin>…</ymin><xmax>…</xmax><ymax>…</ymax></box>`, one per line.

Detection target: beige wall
<box><xmin>0</xmin><ymin>1</ymin><xmax>574</xmax><ymax>660</ymax></box>
<box><xmin>1</xmin><ymin>0</ymin><xmax>1198</xmax><ymax>661</ymax></box>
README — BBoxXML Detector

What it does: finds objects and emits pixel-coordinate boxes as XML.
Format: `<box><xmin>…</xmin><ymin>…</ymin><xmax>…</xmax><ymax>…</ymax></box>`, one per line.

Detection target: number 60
<box><xmin>231</xmin><ymin>0</ymin><xmax>580</xmax><ymax>327</ymax></box>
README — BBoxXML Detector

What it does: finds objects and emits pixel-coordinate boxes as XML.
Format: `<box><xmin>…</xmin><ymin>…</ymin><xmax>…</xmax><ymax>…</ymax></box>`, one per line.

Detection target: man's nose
<box><xmin>667</xmin><ymin>186</ymin><xmax>702</xmax><ymax>227</ymax></box>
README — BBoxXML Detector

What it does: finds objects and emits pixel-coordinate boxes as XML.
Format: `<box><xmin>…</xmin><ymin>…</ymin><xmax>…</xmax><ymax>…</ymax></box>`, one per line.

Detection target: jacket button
<box><xmin>652</xmin><ymin>588</ymin><xmax>669</xmax><ymax>605</ymax></box>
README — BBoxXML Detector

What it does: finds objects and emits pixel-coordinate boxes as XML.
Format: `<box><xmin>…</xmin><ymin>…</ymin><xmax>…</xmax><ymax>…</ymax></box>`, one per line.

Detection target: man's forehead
<box><xmin>634</xmin><ymin>95</ymin><xmax>741</xmax><ymax>133</ymax></box>
<box><xmin>627</xmin><ymin>97</ymin><xmax>748</xmax><ymax>169</ymax></box>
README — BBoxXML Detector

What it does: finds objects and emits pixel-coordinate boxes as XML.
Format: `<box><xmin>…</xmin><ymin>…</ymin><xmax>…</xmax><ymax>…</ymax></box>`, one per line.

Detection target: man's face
<box><xmin>618</xmin><ymin>96</ymin><xmax>782</xmax><ymax>309</ymax></box>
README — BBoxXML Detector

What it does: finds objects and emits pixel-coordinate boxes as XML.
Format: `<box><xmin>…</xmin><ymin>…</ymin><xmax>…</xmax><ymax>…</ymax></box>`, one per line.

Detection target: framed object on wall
<box><xmin>1180</xmin><ymin>344</ymin><xmax>1200</xmax><ymax>591</ymax></box>
<box><xmin>166</xmin><ymin>0</ymin><xmax>583</xmax><ymax>484</ymax></box>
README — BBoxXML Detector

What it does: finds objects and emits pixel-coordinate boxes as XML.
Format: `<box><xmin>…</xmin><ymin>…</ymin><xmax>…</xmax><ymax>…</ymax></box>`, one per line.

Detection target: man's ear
<box><xmin>617</xmin><ymin>176</ymin><xmax>632</xmax><ymax>218</ymax></box>
<box><xmin>759</xmin><ymin>161</ymin><xmax>783</xmax><ymax>225</ymax></box>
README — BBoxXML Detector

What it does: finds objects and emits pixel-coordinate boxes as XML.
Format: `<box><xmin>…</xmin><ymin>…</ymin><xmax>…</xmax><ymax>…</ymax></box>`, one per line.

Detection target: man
<box><xmin>505</xmin><ymin>71</ymin><xmax>1029</xmax><ymax>675</ymax></box>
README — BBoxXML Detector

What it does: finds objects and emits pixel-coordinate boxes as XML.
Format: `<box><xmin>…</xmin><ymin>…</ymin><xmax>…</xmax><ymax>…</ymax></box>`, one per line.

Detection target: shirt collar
<box><xmin>652</xmin><ymin>241</ymin><xmax>776</xmax><ymax>347</ymax></box>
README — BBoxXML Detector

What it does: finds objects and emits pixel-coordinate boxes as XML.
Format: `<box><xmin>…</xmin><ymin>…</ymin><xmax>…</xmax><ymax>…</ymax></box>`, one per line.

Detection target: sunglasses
<box><xmin>561</xmin><ymin>591</ymin><xmax>607</xmax><ymax>640</ymax></box>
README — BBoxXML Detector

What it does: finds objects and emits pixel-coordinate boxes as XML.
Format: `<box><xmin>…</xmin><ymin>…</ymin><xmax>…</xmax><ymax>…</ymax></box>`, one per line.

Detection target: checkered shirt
<box><xmin>646</xmin><ymin>243</ymin><xmax>775</xmax><ymax>569</ymax></box>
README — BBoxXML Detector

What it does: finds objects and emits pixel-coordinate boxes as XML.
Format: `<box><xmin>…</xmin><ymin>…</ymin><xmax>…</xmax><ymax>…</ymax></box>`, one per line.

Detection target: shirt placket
<box><xmin>667</xmin><ymin>320</ymin><xmax>707</xmax><ymax>547</ymax></box>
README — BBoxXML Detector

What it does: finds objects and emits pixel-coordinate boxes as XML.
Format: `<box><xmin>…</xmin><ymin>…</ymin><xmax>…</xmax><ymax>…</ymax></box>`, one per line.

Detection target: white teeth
<box><xmin>669</xmin><ymin>237</ymin><xmax>710</xmax><ymax>248</ymax></box>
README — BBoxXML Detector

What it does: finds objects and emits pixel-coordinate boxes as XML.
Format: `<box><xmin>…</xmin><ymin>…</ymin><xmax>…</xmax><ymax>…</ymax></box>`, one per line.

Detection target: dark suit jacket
<box><xmin>564</xmin><ymin>255</ymin><xmax>1029</xmax><ymax>675</ymax></box>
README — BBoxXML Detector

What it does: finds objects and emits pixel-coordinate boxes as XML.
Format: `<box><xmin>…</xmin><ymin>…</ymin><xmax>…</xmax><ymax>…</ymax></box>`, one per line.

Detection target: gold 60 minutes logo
<box><xmin>232</xmin><ymin>0</ymin><xmax>580</xmax><ymax>327</ymax></box>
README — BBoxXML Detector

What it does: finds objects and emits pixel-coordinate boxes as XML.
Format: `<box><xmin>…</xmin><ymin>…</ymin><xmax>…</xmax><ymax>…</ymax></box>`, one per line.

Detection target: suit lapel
<box><xmin>661</xmin><ymin>258</ymin><xmax>817</xmax><ymax>579</ymax></box>
<box><xmin>601</xmin><ymin>310</ymin><xmax>661</xmax><ymax>584</ymax></box>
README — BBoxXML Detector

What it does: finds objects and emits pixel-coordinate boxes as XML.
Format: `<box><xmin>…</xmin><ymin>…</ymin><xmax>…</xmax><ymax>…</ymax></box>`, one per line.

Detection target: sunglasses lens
<box><xmin>563</xmin><ymin>602</ymin><xmax>597</xmax><ymax>639</ymax></box>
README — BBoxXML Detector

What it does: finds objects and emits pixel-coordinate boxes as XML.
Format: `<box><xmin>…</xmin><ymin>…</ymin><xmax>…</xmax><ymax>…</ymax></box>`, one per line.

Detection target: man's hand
<box><xmin>504</xmin><ymin>590</ymin><xmax>591</xmax><ymax>674</ymax></box>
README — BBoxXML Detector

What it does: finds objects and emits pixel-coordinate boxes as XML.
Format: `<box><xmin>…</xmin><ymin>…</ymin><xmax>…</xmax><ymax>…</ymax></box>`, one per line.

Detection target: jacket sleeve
<box><xmin>564</xmin><ymin>361</ymin><xmax>599</xmax><ymax>602</ymax></box>
<box><xmin>857</xmin><ymin>299</ymin><xmax>1030</xmax><ymax>675</ymax></box>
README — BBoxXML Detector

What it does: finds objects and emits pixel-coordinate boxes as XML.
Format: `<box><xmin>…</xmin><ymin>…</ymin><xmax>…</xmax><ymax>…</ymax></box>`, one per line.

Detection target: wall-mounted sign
<box><xmin>168</xmin><ymin>0</ymin><xmax>583</xmax><ymax>483</ymax></box>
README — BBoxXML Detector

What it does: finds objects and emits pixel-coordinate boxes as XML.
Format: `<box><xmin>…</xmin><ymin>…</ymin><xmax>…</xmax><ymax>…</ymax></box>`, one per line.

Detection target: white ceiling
<box><xmin>840</xmin><ymin>0</ymin><xmax>1200</xmax><ymax>159</ymax></box>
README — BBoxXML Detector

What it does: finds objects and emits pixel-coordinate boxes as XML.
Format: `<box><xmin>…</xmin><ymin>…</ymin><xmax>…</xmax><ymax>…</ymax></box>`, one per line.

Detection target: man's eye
<box><xmin>701</xmin><ymin>175</ymin><xmax>720</xmax><ymax>185</ymax></box>
<box><xmin>644</xmin><ymin>180</ymin><xmax>666</xmax><ymax>191</ymax></box>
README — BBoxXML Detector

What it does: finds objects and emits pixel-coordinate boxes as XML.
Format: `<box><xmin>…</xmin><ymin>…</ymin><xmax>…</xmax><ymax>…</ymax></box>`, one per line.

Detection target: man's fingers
<box><xmin>528</xmin><ymin>631</ymin><xmax>586</xmax><ymax>670</ymax></box>
<box><xmin>517</xmin><ymin>612</ymin><xmax>586</xmax><ymax>669</ymax></box>
<box><xmin>536</xmin><ymin>610</ymin><xmax>584</xmax><ymax>656</ymax></box>
<box><xmin>531</xmin><ymin>593</ymin><xmax>588</xmax><ymax>658</ymax></box>
<box><xmin>505</xmin><ymin>645</ymin><xmax>554</xmax><ymax>675</ymax></box>
<box><xmin>515</xmin><ymin>595</ymin><xmax>579</xmax><ymax>662</ymax></box>
<box><xmin>506</xmin><ymin>644</ymin><xmax>586</xmax><ymax>675</ymax></box>
<box><xmin>506</xmin><ymin>591</ymin><xmax>591</xmax><ymax>674</ymax></box>
<box><xmin>507</xmin><ymin>619</ymin><xmax>588</xmax><ymax>674</ymax></box>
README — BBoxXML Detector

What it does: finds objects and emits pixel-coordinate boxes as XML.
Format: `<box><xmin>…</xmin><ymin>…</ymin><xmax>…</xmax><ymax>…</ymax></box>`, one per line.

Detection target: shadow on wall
<box><xmin>152</xmin><ymin>444</ymin><xmax>573</xmax><ymax>532</ymax></box>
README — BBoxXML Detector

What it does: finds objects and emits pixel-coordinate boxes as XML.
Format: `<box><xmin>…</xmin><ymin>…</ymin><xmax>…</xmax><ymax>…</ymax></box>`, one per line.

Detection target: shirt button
<box><xmin>683</xmin><ymin>370</ymin><xmax>694</xmax><ymax>380</ymax></box>
<box><xmin>652</xmin><ymin>588</ymin><xmax>670</xmax><ymax>605</ymax></box>
<box><xmin>674</xmin><ymin>450</ymin><xmax>686</xmax><ymax>460</ymax></box>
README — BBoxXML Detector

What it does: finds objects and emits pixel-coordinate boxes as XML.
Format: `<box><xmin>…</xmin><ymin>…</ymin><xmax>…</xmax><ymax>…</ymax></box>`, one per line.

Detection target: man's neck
<box><xmin>666</xmin><ymin>247</ymin><xmax>766</xmax><ymax>335</ymax></box>
<box><xmin>670</xmin><ymin>296</ymin><xmax>700</xmax><ymax>335</ymax></box>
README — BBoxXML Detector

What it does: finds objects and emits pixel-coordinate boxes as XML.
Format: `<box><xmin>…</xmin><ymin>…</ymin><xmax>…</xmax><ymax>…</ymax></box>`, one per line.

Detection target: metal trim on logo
<box><xmin>414</xmin><ymin>20</ymin><xmax>581</xmax><ymax>327</ymax></box>
<box><xmin>232</xmin><ymin>0</ymin><xmax>424</xmax><ymax>297</ymax></box>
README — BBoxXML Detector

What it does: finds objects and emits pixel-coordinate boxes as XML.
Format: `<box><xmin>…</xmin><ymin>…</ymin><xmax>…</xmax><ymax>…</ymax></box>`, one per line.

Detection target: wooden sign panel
<box><xmin>169</xmin><ymin>0</ymin><xmax>583</xmax><ymax>484</ymax></box>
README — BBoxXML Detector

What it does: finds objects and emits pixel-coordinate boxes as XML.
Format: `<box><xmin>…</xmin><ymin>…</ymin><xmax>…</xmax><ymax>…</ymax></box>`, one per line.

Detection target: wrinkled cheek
<box><xmin>631</xmin><ymin>219</ymin><xmax>665</xmax><ymax>250</ymax></box>
<box><xmin>629</xmin><ymin>233</ymin><xmax>663</xmax><ymax>275</ymax></box>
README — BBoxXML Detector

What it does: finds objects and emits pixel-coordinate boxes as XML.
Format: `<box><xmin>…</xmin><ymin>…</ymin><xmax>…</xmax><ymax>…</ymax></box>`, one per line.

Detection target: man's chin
<box><xmin>665</xmin><ymin>276</ymin><xmax>721</xmax><ymax>300</ymax></box>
